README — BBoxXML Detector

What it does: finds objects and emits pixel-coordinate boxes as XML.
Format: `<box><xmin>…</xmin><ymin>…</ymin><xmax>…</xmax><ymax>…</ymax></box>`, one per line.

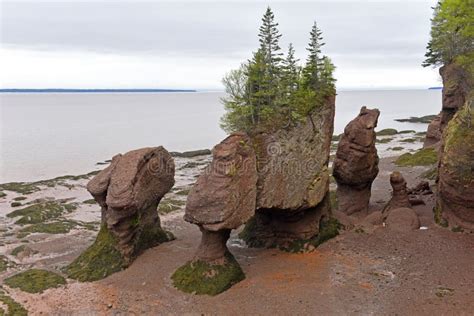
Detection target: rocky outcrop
<box><xmin>383</xmin><ymin>172</ymin><xmax>411</xmax><ymax>213</ymax></box>
<box><xmin>437</xmin><ymin>103</ymin><xmax>474</xmax><ymax>231</ymax></box>
<box><xmin>172</xmin><ymin>133</ymin><xmax>256</xmax><ymax>295</ymax></box>
<box><xmin>242</xmin><ymin>96</ymin><xmax>336</xmax><ymax>250</ymax></box>
<box><xmin>67</xmin><ymin>147</ymin><xmax>175</xmax><ymax>281</ymax></box>
<box><xmin>333</xmin><ymin>106</ymin><xmax>380</xmax><ymax>216</ymax></box>
<box><xmin>424</xmin><ymin>63</ymin><xmax>471</xmax><ymax>148</ymax></box>
<box><xmin>385</xmin><ymin>208</ymin><xmax>420</xmax><ymax>232</ymax></box>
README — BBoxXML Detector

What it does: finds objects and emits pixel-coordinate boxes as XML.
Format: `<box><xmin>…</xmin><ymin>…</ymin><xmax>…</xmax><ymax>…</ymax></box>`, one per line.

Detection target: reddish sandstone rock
<box><xmin>243</xmin><ymin>96</ymin><xmax>336</xmax><ymax>249</ymax></box>
<box><xmin>437</xmin><ymin>104</ymin><xmax>474</xmax><ymax>231</ymax></box>
<box><xmin>184</xmin><ymin>132</ymin><xmax>258</xmax><ymax>261</ymax></box>
<box><xmin>383</xmin><ymin>171</ymin><xmax>411</xmax><ymax>213</ymax></box>
<box><xmin>333</xmin><ymin>106</ymin><xmax>380</xmax><ymax>216</ymax></box>
<box><xmin>385</xmin><ymin>207</ymin><xmax>420</xmax><ymax>232</ymax></box>
<box><xmin>424</xmin><ymin>114</ymin><xmax>442</xmax><ymax>148</ymax></box>
<box><xmin>67</xmin><ymin>147</ymin><xmax>175</xmax><ymax>281</ymax></box>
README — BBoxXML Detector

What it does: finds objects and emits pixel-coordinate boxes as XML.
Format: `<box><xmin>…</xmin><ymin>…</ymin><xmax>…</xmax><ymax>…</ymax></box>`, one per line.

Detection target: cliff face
<box><xmin>424</xmin><ymin>63</ymin><xmax>471</xmax><ymax>148</ymax></box>
<box><xmin>437</xmin><ymin>103</ymin><xmax>474</xmax><ymax>231</ymax></box>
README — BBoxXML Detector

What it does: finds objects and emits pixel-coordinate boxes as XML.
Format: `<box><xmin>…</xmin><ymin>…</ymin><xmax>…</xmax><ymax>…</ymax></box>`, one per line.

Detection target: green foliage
<box><xmin>423</xmin><ymin>0</ymin><xmax>474</xmax><ymax>74</ymax></box>
<box><xmin>4</xmin><ymin>269</ymin><xmax>66</xmax><ymax>294</ymax></box>
<box><xmin>395</xmin><ymin>148</ymin><xmax>438</xmax><ymax>166</ymax></box>
<box><xmin>171</xmin><ymin>252</ymin><xmax>245</xmax><ymax>296</ymax></box>
<box><xmin>221</xmin><ymin>7</ymin><xmax>336</xmax><ymax>134</ymax></box>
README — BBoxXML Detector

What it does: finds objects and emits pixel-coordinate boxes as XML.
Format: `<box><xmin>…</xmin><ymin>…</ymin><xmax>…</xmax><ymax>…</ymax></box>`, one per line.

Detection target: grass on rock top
<box><xmin>4</xmin><ymin>269</ymin><xmax>66</xmax><ymax>294</ymax></box>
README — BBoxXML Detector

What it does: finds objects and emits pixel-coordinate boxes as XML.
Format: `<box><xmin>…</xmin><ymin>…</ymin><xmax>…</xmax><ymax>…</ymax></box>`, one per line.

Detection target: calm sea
<box><xmin>0</xmin><ymin>89</ymin><xmax>441</xmax><ymax>182</ymax></box>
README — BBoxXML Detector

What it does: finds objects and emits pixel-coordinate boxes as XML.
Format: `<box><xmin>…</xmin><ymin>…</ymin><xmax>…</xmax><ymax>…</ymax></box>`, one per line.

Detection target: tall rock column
<box><xmin>172</xmin><ymin>133</ymin><xmax>257</xmax><ymax>295</ymax></box>
<box><xmin>66</xmin><ymin>147</ymin><xmax>175</xmax><ymax>281</ymax></box>
<box><xmin>437</xmin><ymin>103</ymin><xmax>474</xmax><ymax>231</ymax></box>
<box><xmin>333</xmin><ymin>106</ymin><xmax>380</xmax><ymax>216</ymax></box>
<box><xmin>424</xmin><ymin>63</ymin><xmax>471</xmax><ymax>148</ymax></box>
<box><xmin>241</xmin><ymin>96</ymin><xmax>337</xmax><ymax>251</ymax></box>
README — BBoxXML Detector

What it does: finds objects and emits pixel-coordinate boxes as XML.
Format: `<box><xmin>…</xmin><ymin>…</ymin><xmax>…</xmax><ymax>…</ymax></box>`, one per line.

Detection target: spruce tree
<box><xmin>259</xmin><ymin>7</ymin><xmax>283</xmax><ymax>70</ymax></box>
<box><xmin>303</xmin><ymin>21</ymin><xmax>325</xmax><ymax>90</ymax></box>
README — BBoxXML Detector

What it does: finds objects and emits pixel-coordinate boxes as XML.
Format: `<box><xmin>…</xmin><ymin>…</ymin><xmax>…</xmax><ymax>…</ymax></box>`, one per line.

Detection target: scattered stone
<box><xmin>333</xmin><ymin>106</ymin><xmax>380</xmax><ymax>215</ymax></box>
<box><xmin>67</xmin><ymin>147</ymin><xmax>175</xmax><ymax>281</ymax></box>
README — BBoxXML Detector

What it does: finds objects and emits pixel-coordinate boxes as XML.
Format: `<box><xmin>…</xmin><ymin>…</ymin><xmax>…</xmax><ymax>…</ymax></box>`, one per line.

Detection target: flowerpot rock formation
<box><xmin>333</xmin><ymin>106</ymin><xmax>380</xmax><ymax>216</ymax></box>
<box><xmin>66</xmin><ymin>147</ymin><xmax>175</xmax><ymax>282</ymax></box>
<box><xmin>172</xmin><ymin>133</ymin><xmax>257</xmax><ymax>295</ymax></box>
<box><xmin>242</xmin><ymin>96</ymin><xmax>336</xmax><ymax>250</ymax></box>
<box><xmin>437</xmin><ymin>103</ymin><xmax>474</xmax><ymax>231</ymax></box>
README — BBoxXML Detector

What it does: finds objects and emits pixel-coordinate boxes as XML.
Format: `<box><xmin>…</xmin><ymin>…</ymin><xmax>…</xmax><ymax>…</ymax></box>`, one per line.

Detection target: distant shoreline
<box><xmin>0</xmin><ymin>88</ymin><xmax>196</xmax><ymax>93</ymax></box>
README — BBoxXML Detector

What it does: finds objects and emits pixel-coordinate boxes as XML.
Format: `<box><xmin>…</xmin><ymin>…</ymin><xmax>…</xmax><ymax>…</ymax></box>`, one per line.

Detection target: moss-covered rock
<box><xmin>17</xmin><ymin>220</ymin><xmax>95</xmax><ymax>237</ymax></box>
<box><xmin>376</xmin><ymin>128</ymin><xmax>398</xmax><ymax>136</ymax></box>
<box><xmin>171</xmin><ymin>252</ymin><xmax>245</xmax><ymax>296</ymax></box>
<box><xmin>376</xmin><ymin>137</ymin><xmax>393</xmax><ymax>144</ymax></box>
<box><xmin>395</xmin><ymin>148</ymin><xmax>438</xmax><ymax>166</ymax></box>
<box><xmin>10</xmin><ymin>245</ymin><xmax>38</xmax><ymax>257</ymax></box>
<box><xmin>0</xmin><ymin>191</ymin><xmax>6</xmax><ymax>198</ymax></box>
<box><xmin>6</xmin><ymin>201</ymin><xmax>77</xmax><ymax>225</ymax></box>
<box><xmin>66</xmin><ymin>224</ymin><xmax>173</xmax><ymax>282</ymax></box>
<box><xmin>65</xmin><ymin>225</ymin><xmax>126</xmax><ymax>282</ymax></box>
<box><xmin>4</xmin><ymin>269</ymin><xmax>66</xmax><ymax>294</ymax></box>
<box><xmin>157</xmin><ymin>198</ymin><xmax>185</xmax><ymax>215</ymax></box>
<box><xmin>0</xmin><ymin>256</ymin><xmax>14</xmax><ymax>273</ymax></box>
<box><xmin>0</xmin><ymin>288</ymin><xmax>27</xmax><ymax>316</ymax></box>
<box><xmin>82</xmin><ymin>199</ymin><xmax>97</xmax><ymax>205</ymax></box>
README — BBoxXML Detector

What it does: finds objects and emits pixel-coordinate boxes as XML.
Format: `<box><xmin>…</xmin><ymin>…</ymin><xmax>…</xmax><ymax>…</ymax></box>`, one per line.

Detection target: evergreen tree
<box><xmin>282</xmin><ymin>43</ymin><xmax>300</xmax><ymax>94</ymax></box>
<box><xmin>303</xmin><ymin>21</ymin><xmax>325</xmax><ymax>90</ymax></box>
<box><xmin>259</xmin><ymin>7</ymin><xmax>283</xmax><ymax>70</ymax></box>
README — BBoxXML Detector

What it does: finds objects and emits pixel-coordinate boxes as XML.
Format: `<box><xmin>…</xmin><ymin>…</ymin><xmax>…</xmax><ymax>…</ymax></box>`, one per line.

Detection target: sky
<box><xmin>0</xmin><ymin>0</ymin><xmax>441</xmax><ymax>90</ymax></box>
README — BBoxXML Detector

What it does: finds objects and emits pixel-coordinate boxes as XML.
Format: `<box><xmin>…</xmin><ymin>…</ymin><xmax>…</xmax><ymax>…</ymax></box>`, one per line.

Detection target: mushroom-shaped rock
<box><xmin>241</xmin><ymin>96</ymin><xmax>336</xmax><ymax>250</ymax></box>
<box><xmin>67</xmin><ymin>147</ymin><xmax>175</xmax><ymax>281</ymax></box>
<box><xmin>385</xmin><ymin>207</ymin><xmax>420</xmax><ymax>232</ymax></box>
<box><xmin>437</xmin><ymin>103</ymin><xmax>474</xmax><ymax>231</ymax></box>
<box><xmin>333</xmin><ymin>106</ymin><xmax>380</xmax><ymax>216</ymax></box>
<box><xmin>383</xmin><ymin>171</ymin><xmax>411</xmax><ymax>213</ymax></box>
<box><xmin>172</xmin><ymin>133</ymin><xmax>257</xmax><ymax>295</ymax></box>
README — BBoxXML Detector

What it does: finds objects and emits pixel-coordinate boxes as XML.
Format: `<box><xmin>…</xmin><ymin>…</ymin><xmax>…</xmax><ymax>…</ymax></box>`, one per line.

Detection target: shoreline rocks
<box><xmin>333</xmin><ymin>106</ymin><xmax>380</xmax><ymax>216</ymax></box>
<box><xmin>66</xmin><ymin>147</ymin><xmax>175</xmax><ymax>281</ymax></box>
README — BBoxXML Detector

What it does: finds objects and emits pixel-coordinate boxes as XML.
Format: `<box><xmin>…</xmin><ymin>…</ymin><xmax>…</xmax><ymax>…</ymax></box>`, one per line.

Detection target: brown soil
<box><xmin>3</xmin><ymin>156</ymin><xmax>474</xmax><ymax>315</ymax></box>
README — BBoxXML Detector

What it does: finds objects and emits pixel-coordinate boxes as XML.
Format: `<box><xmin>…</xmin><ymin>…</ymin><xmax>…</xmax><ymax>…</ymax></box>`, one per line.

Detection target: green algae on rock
<box><xmin>171</xmin><ymin>252</ymin><xmax>245</xmax><ymax>296</ymax></box>
<box><xmin>7</xmin><ymin>201</ymin><xmax>77</xmax><ymax>225</ymax></box>
<box><xmin>4</xmin><ymin>269</ymin><xmax>66</xmax><ymax>294</ymax></box>
<box><xmin>66</xmin><ymin>225</ymin><xmax>126</xmax><ymax>282</ymax></box>
<box><xmin>0</xmin><ymin>288</ymin><xmax>27</xmax><ymax>316</ymax></box>
<box><xmin>376</xmin><ymin>128</ymin><xmax>398</xmax><ymax>136</ymax></box>
<box><xmin>10</xmin><ymin>245</ymin><xmax>38</xmax><ymax>257</ymax></box>
<box><xmin>395</xmin><ymin>148</ymin><xmax>438</xmax><ymax>167</ymax></box>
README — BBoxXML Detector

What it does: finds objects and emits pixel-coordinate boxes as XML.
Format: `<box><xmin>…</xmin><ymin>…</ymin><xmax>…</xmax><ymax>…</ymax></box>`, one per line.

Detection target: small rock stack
<box><xmin>383</xmin><ymin>171</ymin><xmax>411</xmax><ymax>212</ymax></box>
<box><xmin>67</xmin><ymin>147</ymin><xmax>175</xmax><ymax>281</ymax></box>
<box><xmin>333</xmin><ymin>106</ymin><xmax>380</xmax><ymax>216</ymax></box>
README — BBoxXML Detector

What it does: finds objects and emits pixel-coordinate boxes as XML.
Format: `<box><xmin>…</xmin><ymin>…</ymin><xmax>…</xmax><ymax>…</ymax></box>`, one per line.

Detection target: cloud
<box><xmin>0</xmin><ymin>1</ymin><xmax>440</xmax><ymax>88</ymax></box>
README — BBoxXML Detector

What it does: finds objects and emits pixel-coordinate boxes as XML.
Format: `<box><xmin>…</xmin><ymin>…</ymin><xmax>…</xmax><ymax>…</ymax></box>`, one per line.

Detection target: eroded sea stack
<box><xmin>242</xmin><ymin>96</ymin><xmax>336</xmax><ymax>251</ymax></box>
<box><xmin>67</xmin><ymin>147</ymin><xmax>175</xmax><ymax>281</ymax></box>
<box><xmin>437</xmin><ymin>103</ymin><xmax>474</xmax><ymax>231</ymax></box>
<box><xmin>383</xmin><ymin>171</ymin><xmax>411</xmax><ymax>213</ymax></box>
<box><xmin>333</xmin><ymin>106</ymin><xmax>380</xmax><ymax>216</ymax></box>
<box><xmin>424</xmin><ymin>63</ymin><xmax>471</xmax><ymax>148</ymax></box>
<box><xmin>172</xmin><ymin>133</ymin><xmax>257</xmax><ymax>295</ymax></box>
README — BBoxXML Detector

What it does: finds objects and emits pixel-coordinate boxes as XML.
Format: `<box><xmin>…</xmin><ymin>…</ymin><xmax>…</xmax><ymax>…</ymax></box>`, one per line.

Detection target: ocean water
<box><xmin>0</xmin><ymin>89</ymin><xmax>441</xmax><ymax>182</ymax></box>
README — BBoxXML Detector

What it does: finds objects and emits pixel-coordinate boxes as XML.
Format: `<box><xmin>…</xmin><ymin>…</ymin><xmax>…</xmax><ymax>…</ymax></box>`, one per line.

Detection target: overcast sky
<box><xmin>0</xmin><ymin>0</ymin><xmax>440</xmax><ymax>90</ymax></box>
